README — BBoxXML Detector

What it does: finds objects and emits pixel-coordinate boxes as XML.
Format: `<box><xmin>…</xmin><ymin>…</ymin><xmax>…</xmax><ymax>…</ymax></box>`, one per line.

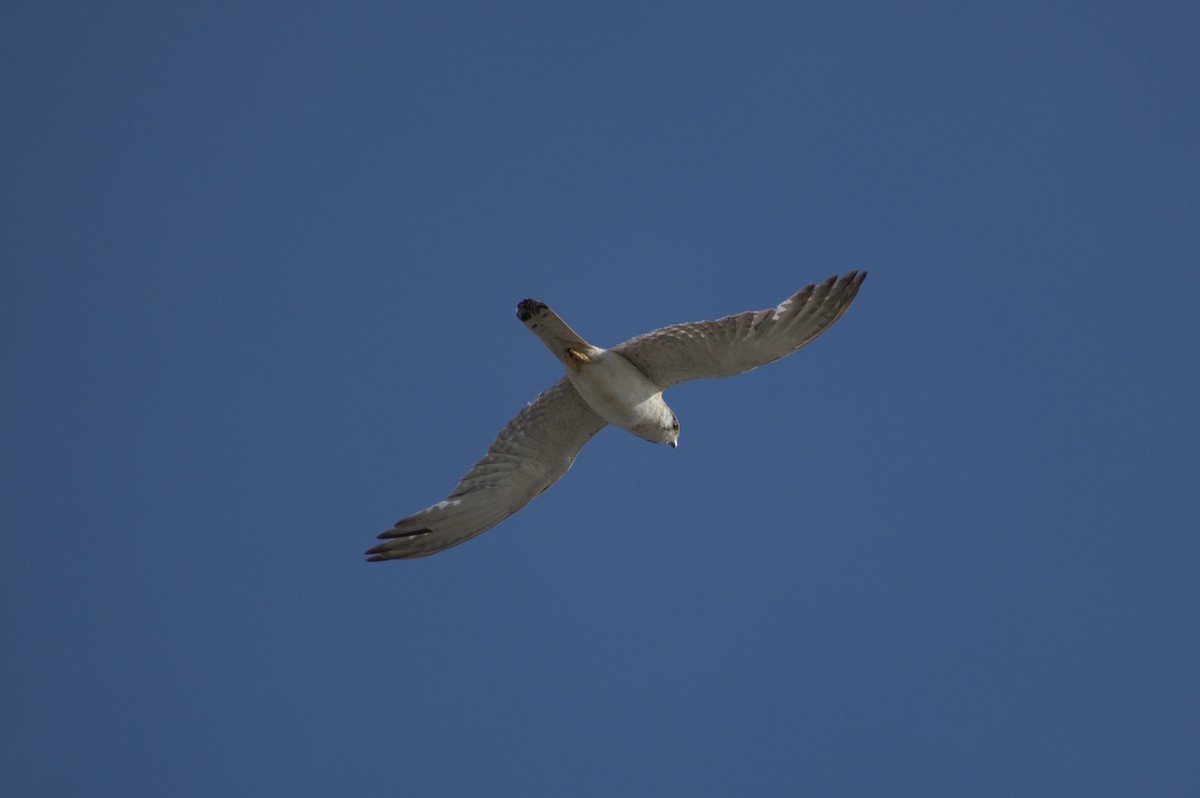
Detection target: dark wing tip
<box><xmin>845</xmin><ymin>270</ymin><xmax>867</xmax><ymax>296</ymax></box>
<box><xmin>830</xmin><ymin>270</ymin><xmax>866</xmax><ymax>284</ymax></box>
<box><xmin>376</xmin><ymin>526</ymin><xmax>433</xmax><ymax>540</ymax></box>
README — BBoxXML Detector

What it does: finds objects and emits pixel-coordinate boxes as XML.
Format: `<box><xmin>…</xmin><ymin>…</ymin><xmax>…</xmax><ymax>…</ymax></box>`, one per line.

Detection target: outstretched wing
<box><xmin>366</xmin><ymin>377</ymin><xmax>606</xmax><ymax>561</ymax></box>
<box><xmin>614</xmin><ymin>272</ymin><xmax>866</xmax><ymax>390</ymax></box>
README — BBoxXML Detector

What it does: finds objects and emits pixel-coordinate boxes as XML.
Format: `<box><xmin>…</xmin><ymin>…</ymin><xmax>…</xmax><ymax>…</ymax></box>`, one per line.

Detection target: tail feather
<box><xmin>516</xmin><ymin>299</ymin><xmax>599</xmax><ymax>368</ymax></box>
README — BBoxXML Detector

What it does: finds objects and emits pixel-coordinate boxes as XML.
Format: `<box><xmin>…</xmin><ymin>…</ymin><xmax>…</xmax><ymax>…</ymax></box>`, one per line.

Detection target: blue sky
<box><xmin>3</xmin><ymin>1</ymin><xmax>1197</xmax><ymax>795</ymax></box>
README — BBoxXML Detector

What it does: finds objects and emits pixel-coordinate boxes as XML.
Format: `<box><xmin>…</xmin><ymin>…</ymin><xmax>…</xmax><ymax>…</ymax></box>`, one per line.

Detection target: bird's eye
<box><xmin>671</xmin><ymin>419</ymin><xmax>679</xmax><ymax>431</ymax></box>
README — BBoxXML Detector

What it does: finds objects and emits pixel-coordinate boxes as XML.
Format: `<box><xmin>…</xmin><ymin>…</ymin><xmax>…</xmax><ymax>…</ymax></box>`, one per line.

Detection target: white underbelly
<box><xmin>566</xmin><ymin>350</ymin><xmax>664</xmax><ymax>432</ymax></box>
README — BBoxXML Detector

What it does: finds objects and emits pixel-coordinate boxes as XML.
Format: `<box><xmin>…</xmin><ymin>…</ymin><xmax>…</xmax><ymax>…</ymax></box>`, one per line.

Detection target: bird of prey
<box><xmin>366</xmin><ymin>272</ymin><xmax>866</xmax><ymax>561</ymax></box>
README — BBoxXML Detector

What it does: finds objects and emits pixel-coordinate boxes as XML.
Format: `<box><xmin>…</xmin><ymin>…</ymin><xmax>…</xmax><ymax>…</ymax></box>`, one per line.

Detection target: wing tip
<box><xmin>376</xmin><ymin>525</ymin><xmax>433</xmax><ymax>541</ymax></box>
<box><xmin>365</xmin><ymin>525</ymin><xmax>436</xmax><ymax>561</ymax></box>
<box><xmin>829</xmin><ymin>270</ymin><xmax>867</xmax><ymax>286</ymax></box>
<box><xmin>844</xmin><ymin>270</ymin><xmax>867</xmax><ymax>295</ymax></box>
<box><xmin>365</xmin><ymin>534</ymin><xmax>434</xmax><ymax>562</ymax></box>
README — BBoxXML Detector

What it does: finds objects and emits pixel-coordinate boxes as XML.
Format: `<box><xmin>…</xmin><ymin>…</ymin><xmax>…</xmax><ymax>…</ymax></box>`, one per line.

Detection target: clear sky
<box><xmin>3</xmin><ymin>2</ymin><xmax>1197</xmax><ymax>795</ymax></box>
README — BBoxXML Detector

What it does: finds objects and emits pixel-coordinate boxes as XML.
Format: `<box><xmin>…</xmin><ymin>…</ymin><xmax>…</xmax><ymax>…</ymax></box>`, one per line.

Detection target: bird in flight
<box><xmin>366</xmin><ymin>272</ymin><xmax>867</xmax><ymax>561</ymax></box>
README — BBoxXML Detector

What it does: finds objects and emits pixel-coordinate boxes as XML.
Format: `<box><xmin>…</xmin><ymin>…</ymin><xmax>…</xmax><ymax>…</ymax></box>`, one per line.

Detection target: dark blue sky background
<box><xmin>3</xmin><ymin>2</ymin><xmax>1197</xmax><ymax>795</ymax></box>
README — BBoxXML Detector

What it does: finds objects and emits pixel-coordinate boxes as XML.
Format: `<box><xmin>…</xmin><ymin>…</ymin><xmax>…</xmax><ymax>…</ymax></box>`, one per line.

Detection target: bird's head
<box><xmin>633</xmin><ymin>406</ymin><xmax>680</xmax><ymax>448</ymax></box>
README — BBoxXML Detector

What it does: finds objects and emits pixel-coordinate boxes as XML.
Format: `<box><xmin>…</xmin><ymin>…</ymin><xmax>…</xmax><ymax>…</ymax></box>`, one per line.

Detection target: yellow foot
<box><xmin>567</xmin><ymin>348</ymin><xmax>592</xmax><ymax>366</ymax></box>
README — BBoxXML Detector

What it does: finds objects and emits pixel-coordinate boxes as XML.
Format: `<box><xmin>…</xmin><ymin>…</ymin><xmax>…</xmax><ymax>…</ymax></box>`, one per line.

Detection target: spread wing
<box><xmin>366</xmin><ymin>377</ymin><xmax>606</xmax><ymax>561</ymax></box>
<box><xmin>614</xmin><ymin>272</ymin><xmax>866</xmax><ymax>390</ymax></box>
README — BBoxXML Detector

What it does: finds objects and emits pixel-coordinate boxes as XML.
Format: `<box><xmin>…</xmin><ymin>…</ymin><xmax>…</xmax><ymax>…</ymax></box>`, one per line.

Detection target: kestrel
<box><xmin>367</xmin><ymin>272</ymin><xmax>866</xmax><ymax>561</ymax></box>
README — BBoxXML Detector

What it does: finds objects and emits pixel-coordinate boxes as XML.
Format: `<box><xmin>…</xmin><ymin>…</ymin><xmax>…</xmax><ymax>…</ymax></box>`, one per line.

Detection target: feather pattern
<box><xmin>614</xmin><ymin>272</ymin><xmax>866</xmax><ymax>389</ymax></box>
<box><xmin>367</xmin><ymin>377</ymin><xmax>605</xmax><ymax>560</ymax></box>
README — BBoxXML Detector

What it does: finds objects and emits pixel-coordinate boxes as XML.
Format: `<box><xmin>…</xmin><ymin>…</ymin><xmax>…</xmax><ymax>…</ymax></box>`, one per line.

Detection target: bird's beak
<box><xmin>670</xmin><ymin>441</ymin><xmax>677</xmax><ymax>449</ymax></box>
